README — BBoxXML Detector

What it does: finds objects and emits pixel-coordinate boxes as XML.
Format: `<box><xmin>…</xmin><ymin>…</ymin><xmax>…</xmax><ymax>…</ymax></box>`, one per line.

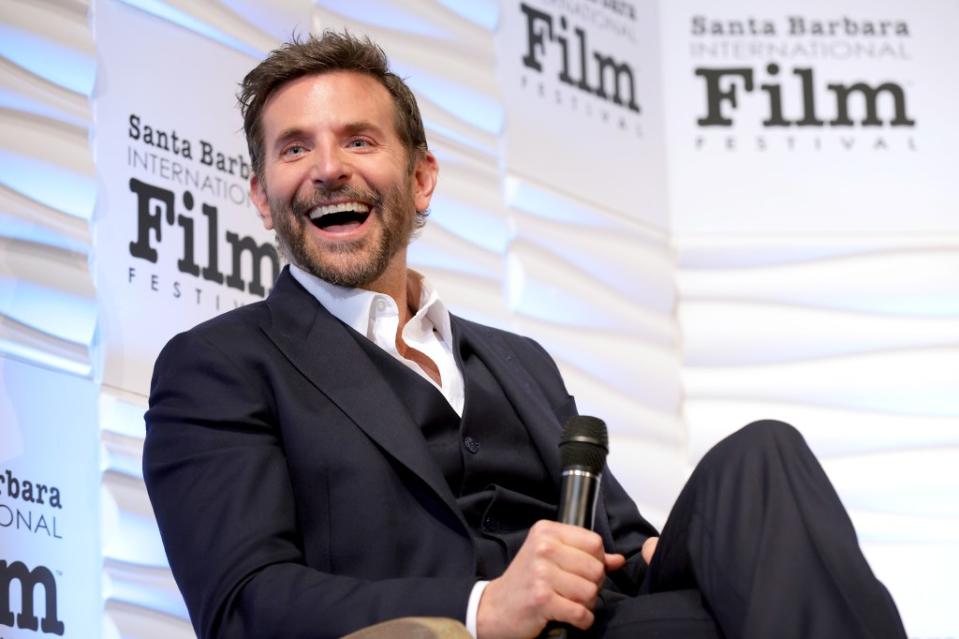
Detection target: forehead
<box><xmin>259</xmin><ymin>71</ymin><xmax>398</xmax><ymax>141</ymax></box>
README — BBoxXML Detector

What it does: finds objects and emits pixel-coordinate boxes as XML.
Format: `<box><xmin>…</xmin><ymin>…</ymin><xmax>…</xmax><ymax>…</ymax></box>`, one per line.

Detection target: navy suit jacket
<box><xmin>143</xmin><ymin>268</ymin><xmax>657</xmax><ymax>638</ymax></box>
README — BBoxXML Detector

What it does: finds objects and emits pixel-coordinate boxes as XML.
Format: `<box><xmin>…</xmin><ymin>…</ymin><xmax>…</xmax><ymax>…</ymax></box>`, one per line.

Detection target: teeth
<box><xmin>308</xmin><ymin>202</ymin><xmax>370</xmax><ymax>220</ymax></box>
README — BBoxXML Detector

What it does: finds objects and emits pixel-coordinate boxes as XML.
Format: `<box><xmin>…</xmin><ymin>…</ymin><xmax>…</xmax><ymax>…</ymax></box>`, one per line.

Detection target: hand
<box><xmin>641</xmin><ymin>537</ymin><xmax>659</xmax><ymax>565</ymax></box>
<box><xmin>475</xmin><ymin>520</ymin><xmax>625</xmax><ymax>639</ymax></box>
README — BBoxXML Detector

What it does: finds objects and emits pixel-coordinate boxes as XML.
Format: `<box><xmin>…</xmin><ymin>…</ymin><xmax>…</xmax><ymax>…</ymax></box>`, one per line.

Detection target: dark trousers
<box><xmin>601</xmin><ymin>421</ymin><xmax>907</xmax><ymax>639</ymax></box>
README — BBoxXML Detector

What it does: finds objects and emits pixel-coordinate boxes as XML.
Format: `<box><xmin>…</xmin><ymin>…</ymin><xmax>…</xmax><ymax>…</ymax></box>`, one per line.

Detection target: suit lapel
<box><xmin>261</xmin><ymin>270</ymin><xmax>468</xmax><ymax>533</ymax></box>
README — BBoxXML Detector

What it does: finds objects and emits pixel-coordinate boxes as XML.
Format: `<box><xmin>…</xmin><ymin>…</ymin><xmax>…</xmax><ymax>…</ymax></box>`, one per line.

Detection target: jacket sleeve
<box><xmin>142</xmin><ymin>329</ymin><xmax>474</xmax><ymax>639</ymax></box>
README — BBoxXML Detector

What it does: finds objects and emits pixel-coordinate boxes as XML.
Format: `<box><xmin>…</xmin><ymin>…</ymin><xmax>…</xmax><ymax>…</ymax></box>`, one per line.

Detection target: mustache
<box><xmin>289</xmin><ymin>186</ymin><xmax>382</xmax><ymax>217</ymax></box>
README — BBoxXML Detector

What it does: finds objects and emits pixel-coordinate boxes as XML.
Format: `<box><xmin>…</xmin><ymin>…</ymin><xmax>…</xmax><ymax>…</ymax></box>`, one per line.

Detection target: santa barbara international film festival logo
<box><xmin>689</xmin><ymin>14</ymin><xmax>918</xmax><ymax>152</ymax></box>
<box><xmin>1</xmin><ymin>468</ymin><xmax>65</xmax><ymax>635</ymax></box>
<box><xmin>516</xmin><ymin>0</ymin><xmax>646</xmax><ymax>137</ymax></box>
<box><xmin>124</xmin><ymin>113</ymin><xmax>280</xmax><ymax>312</ymax></box>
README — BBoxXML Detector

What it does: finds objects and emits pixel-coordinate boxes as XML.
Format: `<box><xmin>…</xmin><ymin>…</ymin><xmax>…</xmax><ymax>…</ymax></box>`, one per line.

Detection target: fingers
<box><xmin>604</xmin><ymin>552</ymin><xmax>626</xmax><ymax>571</ymax></box>
<box><xmin>528</xmin><ymin>534</ymin><xmax>605</xmax><ymax>586</ymax></box>
<box><xmin>475</xmin><ymin>521</ymin><xmax>612</xmax><ymax>638</ymax></box>
<box><xmin>641</xmin><ymin>536</ymin><xmax>659</xmax><ymax>565</ymax></box>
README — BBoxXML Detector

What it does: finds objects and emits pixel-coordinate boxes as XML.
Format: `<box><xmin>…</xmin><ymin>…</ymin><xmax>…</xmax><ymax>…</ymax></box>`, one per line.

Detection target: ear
<box><xmin>250</xmin><ymin>174</ymin><xmax>274</xmax><ymax>230</ymax></box>
<box><xmin>412</xmin><ymin>150</ymin><xmax>438</xmax><ymax>213</ymax></box>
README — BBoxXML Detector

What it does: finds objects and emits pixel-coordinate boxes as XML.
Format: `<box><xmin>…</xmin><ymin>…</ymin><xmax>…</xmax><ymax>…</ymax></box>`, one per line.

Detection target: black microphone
<box><xmin>557</xmin><ymin>415</ymin><xmax>608</xmax><ymax>529</ymax></box>
<box><xmin>543</xmin><ymin>416</ymin><xmax>609</xmax><ymax>639</ymax></box>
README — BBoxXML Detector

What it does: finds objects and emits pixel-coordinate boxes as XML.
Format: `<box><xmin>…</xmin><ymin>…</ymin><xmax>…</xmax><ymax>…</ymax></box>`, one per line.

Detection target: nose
<box><xmin>309</xmin><ymin>145</ymin><xmax>351</xmax><ymax>188</ymax></box>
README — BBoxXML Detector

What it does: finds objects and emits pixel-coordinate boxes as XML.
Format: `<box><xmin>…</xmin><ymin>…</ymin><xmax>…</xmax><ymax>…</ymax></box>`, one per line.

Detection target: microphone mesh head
<box><xmin>559</xmin><ymin>416</ymin><xmax>608</xmax><ymax>474</ymax></box>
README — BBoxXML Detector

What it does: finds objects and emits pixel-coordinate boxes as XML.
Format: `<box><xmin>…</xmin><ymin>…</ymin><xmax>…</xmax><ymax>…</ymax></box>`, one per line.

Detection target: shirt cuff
<box><xmin>465</xmin><ymin>580</ymin><xmax>489</xmax><ymax>638</ymax></box>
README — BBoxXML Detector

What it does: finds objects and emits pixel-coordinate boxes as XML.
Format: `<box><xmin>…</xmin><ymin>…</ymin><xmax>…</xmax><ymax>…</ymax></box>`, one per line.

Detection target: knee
<box><xmin>738</xmin><ymin>419</ymin><xmax>803</xmax><ymax>448</ymax></box>
<box><xmin>706</xmin><ymin>419</ymin><xmax>807</xmax><ymax>467</ymax></box>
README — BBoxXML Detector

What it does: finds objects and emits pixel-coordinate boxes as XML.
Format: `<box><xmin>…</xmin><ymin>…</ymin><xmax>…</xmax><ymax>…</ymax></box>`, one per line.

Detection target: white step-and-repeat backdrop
<box><xmin>1</xmin><ymin>0</ymin><xmax>956</xmax><ymax>637</ymax></box>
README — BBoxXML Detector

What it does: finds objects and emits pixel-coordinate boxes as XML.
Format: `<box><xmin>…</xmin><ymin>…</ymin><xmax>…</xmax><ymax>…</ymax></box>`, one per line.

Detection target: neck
<box><xmin>360</xmin><ymin>251</ymin><xmax>417</xmax><ymax>327</ymax></box>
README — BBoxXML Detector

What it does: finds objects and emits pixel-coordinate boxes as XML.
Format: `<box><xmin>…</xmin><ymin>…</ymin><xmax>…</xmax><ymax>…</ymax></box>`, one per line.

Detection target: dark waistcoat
<box><xmin>349</xmin><ymin>324</ymin><xmax>558</xmax><ymax>578</ymax></box>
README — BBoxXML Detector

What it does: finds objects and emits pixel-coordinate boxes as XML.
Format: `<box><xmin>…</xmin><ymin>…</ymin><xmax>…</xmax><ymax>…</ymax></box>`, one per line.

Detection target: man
<box><xmin>143</xmin><ymin>32</ymin><xmax>907</xmax><ymax>639</ymax></box>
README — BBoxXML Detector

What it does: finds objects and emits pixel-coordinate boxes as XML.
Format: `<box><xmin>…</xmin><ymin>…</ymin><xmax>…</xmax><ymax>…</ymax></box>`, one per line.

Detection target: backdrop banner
<box><xmin>0</xmin><ymin>358</ymin><xmax>99</xmax><ymax>638</ymax></box>
<box><xmin>495</xmin><ymin>0</ymin><xmax>669</xmax><ymax>227</ymax></box>
<box><xmin>94</xmin><ymin>0</ymin><xmax>277</xmax><ymax>394</ymax></box>
<box><xmin>661</xmin><ymin>0</ymin><xmax>959</xmax><ymax>234</ymax></box>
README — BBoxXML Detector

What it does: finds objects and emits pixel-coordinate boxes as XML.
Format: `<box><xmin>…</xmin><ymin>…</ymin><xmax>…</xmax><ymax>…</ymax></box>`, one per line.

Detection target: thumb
<box><xmin>604</xmin><ymin>553</ymin><xmax>626</xmax><ymax>571</ymax></box>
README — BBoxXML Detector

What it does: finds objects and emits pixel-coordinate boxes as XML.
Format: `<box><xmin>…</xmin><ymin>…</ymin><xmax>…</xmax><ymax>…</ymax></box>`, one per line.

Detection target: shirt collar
<box><xmin>289</xmin><ymin>264</ymin><xmax>452</xmax><ymax>343</ymax></box>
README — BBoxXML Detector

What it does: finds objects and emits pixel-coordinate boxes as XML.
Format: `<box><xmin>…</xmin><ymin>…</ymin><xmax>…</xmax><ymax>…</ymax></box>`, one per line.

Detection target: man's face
<box><xmin>250</xmin><ymin>71</ymin><xmax>437</xmax><ymax>289</ymax></box>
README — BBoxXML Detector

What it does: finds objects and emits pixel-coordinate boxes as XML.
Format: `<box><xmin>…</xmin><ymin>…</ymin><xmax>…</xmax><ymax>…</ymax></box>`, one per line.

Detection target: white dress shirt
<box><xmin>290</xmin><ymin>264</ymin><xmax>464</xmax><ymax>415</ymax></box>
<box><xmin>289</xmin><ymin>265</ymin><xmax>487</xmax><ymax>635</ymax></box>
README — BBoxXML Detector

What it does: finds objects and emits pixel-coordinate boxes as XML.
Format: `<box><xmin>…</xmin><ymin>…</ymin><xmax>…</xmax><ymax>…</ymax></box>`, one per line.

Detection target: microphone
<box><xmin>557</xmin><ymin>415</ymin><xmax>608</xmax><ymax>529</ymax></box>
<box><xmin>544</xmin><ymin>416</ymin><xmax>609</xmax><ymax>639</ymax></box>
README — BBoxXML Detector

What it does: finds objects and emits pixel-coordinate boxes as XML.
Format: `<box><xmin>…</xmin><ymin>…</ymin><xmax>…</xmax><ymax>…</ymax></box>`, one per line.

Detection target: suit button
<box><xmin>464</xmin><ymin>436</ymin><xmax>480</xmax><ymax>454</ymax></box>
<box><xmin>483</xmin><ymin>516</ymin><xmax>499</xmax><ymax>532</ymax></box>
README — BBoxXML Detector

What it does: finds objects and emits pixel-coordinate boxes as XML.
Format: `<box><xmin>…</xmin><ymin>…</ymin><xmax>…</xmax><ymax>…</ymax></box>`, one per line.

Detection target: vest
<box><xmin>349</xmin><ymin>324</ymin><xmax>558</xmax><ymax>578</ymax></box>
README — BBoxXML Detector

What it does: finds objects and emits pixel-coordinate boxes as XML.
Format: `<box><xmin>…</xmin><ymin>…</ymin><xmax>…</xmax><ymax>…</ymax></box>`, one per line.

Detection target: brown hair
<box><xmin>238</xmin><ymin>30</ymin><xmax>429</xmax><ymax>179</ymax></box>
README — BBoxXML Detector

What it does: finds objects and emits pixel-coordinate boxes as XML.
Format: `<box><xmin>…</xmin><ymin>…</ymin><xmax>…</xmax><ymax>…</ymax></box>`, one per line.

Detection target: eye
<box><xmin>346</xmin><ymin>138</ymin><xmax>372</xmax><ymax>148</ymax></box>
<box><xmin>282</xmin><ymin>144</ymin><xmax>307</xmax><ymax>158</ymax></box>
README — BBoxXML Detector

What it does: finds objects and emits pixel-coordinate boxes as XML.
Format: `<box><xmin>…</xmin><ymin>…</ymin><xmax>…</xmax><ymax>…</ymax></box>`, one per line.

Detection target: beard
<box><xmin>268</xmin><ymin>181</ymin><xmax>415</xmax><ymax>288</ymax></box>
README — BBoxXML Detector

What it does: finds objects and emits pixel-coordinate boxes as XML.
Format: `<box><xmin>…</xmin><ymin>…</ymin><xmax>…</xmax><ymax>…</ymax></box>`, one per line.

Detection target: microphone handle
<box><xmin>543</xmin><ymin>469</ymin><xmax>603</xmax><ymax>639</ymax></box>
<box><xmin>557</xmin><ymin>468</ymin><xmax>602</xmax><ymax>528</ymax></box>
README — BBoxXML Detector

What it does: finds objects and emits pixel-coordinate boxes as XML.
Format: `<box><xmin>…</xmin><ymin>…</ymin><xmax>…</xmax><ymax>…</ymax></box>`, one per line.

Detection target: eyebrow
<box><xmin>270</xmin><ymin>127</ymin><xmax>309</xmax><ymax>154</ymax></box>
<box><xmin>341</xmin><ymin>121</ymin><xmax>385</xmax><ymax>138</ymax></box>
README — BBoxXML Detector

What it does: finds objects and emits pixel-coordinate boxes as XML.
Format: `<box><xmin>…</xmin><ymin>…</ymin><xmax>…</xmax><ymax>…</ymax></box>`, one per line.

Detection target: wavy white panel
<box><xmin>861</xmin><ymin>541</ymin><xmax>959</xmax><ymax>639</ymax></box>
<box><xmin>682</xmin><ymin>301</ymin><xmax>959</xmax><ymax>366</ymax></box>
<box><xmin>101</xmin><ymin>385</ymin><xmax>150</xmax><ymax>439</ymax></box>
<box><xmin>605</xmin><ymin>435</ymin><xmax>691</xmax><ymax>532</ymax></box>
<box><xmin>507</xmin><ymin>241</ymin><xmax>677</xmax><ymax>341</ymax></box>
<box><xmin>314</xmin><ymin>0</ymin><xmax>502</xmax><ymax>151</ymax></box>
<box><xmin>162</xmin><ymin>0</ymin><xmax>285</xmax><ymax>53</ymax></box>
<box><xmin>823</xmin><ymin>448</ymin><xmax>959</xmax><ymax>518</ymax></box>
<box><xmin>546</xmin><ymin>361</ymin><xmax>684</xmax><ymax>445</ymax></box>
<box><xmin>101</xmin><ymin>471</ymin><xmax>169</xmax><ymax>568</ymax></box>
<box><xmin>426</xmin><ymin>269</ymin><xmax>508</xmax><ymax>329</ymax></box>
<box><xmin>684</xmin><ymin>349</ymin><xmax>959</xmax><ymax>416</ymax></box>
<box><xmin>1</xmin><ymin>2</ymin><xmax>96</xmax><ymax>379</ymax></box>
<box><xmin>435</xmin><ymin>0</ymin><xmax>498</xmax><ymax>30</ymax></box>
<box><xmin>422</xmin><ymin>101</ymin><xmax>500</xmax><ymax>158</ymax></box>
<box><xmin>415</xmin><ymin>152</ymin><xmax>510</xmax><ymax>278</ymax></box>
<box><xmin>0</xmin><ymin>185</ymin><xmax>90</xmax><ymax>253</ymax></box>
<box><xmin>104</xmin><ymin>558</ymin><xmax>189</xmax><ymax>622</ymax></box>
<box><xmin>0</xmin><ymin>55</ymin><xmax>90</xmax><ymax>128</ymax></box>
<box><xmin>1</xmin><ymin>108</ymin><xmax>95</xmax><ymax>219</ymax></box>
<box><xmin>317</xmin><ymin>0</ymin><xmax>495</xmax><ymax>49</ymax></box>
<box><xmin>104</xmin><ymin>600</ymin><xmax>194</xmax><ymax>639</ymax></box>
<box><xmin>678</xmin><ymin>234</ymin><xmax>959</xmax><ymax>268</ymax></box>
<box><xmin>102</xmin><ymin>429</ymin><xmax>145</xmax><ymax>480</ymax></box>
<box><xmin>853</xmin><ymin>510</ymin><xmax>959</xmax><ymax>546</ymax></box>
<box><xmin>0</xmin><ymin>312</ymin><xmax>89</xmax><ymax>375</ymax></box>
<box><xmin>110</xmin><ymin>0</ymin><xmax>264</xmax><ymax>57</ymax></box>
<box><xmin>0</xmin><ymin>0</ymin><xmax>96</xmax><ymax>95</ymax></box>
<box><xmin>428</xmin><ymin>161</ymin><xmax>510</xmax><ymax>253</ymax></box>
<box><xmin>0</xmin><ymin>238</ymin><xmax>95</xmax><ymax>339</ymax></box>
<box><xmin>314</xmin><ymin>0</ymin><xmax>499</xmax><ymax>99</ymax></box>
<box><xmin>217</xmin><ymin>0</ymin><xmax>312</xmax><ymax>43</ymax></box>
<box><xmin>513</xmin><ymin>214</ymin><xmax>676</xmax><ymax>314</ymax></box>
<box><xmin>410</xmin><ymin>224</ymin><xmax>503</xmax><ymax>280</ymax></box>
<box><xmin>679</xmin><ymin>249</ymin><xmax>959</xmax><ymax>316</ymax></box>
<box><xmin>512</xmin><ymin>316</ymin><xmax>681</xmax><ymax>416</ymax></box>
<box><xmin>505</xmin><ymin>174</ymin><xmax>659</xmax><ymax>232</ymax></box>
<box><xmin>685</xmin><ymin>399</ymin><xmax>959</xmax><ymax>459</ymax></box>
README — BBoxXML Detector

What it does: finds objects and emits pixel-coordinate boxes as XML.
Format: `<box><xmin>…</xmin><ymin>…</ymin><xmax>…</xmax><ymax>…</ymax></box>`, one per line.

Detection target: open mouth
<box><xmin>308</xmin><ymin>201</ymin><xmax>371</xmax><ymax>233</ymax></box>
